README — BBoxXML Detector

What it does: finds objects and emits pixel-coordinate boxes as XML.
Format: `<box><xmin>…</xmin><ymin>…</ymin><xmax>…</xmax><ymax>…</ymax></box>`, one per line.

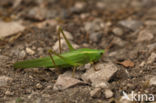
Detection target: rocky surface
<box><xmin>0</xmin><ymin>0</ymin><xmax>155</xmax><ymax>103</ymax></box>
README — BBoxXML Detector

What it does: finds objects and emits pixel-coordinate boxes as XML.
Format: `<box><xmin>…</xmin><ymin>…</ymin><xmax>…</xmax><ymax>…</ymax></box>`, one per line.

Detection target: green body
<box><xmin>14</xmin><ymin>48</ymin><xmax>104</xmax><ymax>69</ymax></box>
<box><xmin>14</xmin><ymin>27</ymin><xmax>105</xmax><ymax>69</ymax></box>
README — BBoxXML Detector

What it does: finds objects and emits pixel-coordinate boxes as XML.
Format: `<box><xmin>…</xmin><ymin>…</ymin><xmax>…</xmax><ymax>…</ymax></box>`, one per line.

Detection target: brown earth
<box><xmin>0</xmin><ymin>0</ymin><xmax>156</xmax><ymax>103</ymax></box>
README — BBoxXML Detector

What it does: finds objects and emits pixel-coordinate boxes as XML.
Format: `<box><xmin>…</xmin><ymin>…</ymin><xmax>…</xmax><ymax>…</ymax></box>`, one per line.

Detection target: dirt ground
<box><xmin>0</xmin><ymin>0</ymin><xmax>156</xmax><ymax>103</ymax></box>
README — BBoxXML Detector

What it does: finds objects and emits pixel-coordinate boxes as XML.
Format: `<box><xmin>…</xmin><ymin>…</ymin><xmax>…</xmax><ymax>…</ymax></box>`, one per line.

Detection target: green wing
<box><xmin>14</xmin><ymin>49</ymin><xmax>91</xmax><ymax>69</ymax></box>
<box><xmin>14</xmin><ymin>57</ymin><xmax>54</xmax><ymax>69</ymax></box>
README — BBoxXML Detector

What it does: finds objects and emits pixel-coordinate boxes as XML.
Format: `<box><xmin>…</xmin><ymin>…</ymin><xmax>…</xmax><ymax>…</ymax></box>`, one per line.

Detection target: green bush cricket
<box><xmin>14</xmin><ymin>27</ymin><xmax>105</xmax><ymax>75</ymax></box>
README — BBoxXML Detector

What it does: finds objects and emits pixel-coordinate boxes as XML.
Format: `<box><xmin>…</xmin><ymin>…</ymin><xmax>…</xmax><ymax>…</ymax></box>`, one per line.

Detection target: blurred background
<box><xmin>0</xmin><ymin>0</ymin><xmax>155</xmax><ymax>103</ymax></box>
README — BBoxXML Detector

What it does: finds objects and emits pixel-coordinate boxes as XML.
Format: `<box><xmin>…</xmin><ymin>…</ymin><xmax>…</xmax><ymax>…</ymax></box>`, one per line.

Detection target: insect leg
<box><xmin>58</xmin><ymin>26</ymin><xmax>75</xmax><ymax>51</ymax></box>
<box><xmin>57</xmin><ymin>27</ymin><xmax>62</xmax><ymax>54</ymax></box>
<box><xmin>90</xmin><ymin>62</ymin><xmax>98</xmax><ymax>71</ymax></box>
<box><xmin>105</xmin><ymin>43</ymin><xmax>112</xmax><ymax>54</ymax></box>
<box><xmin>49</xmin><ymin>49</ymin><xmax>80</xmax><ymax>67</ymax></box>
<box><xmin>72</xmin><ymin>66</ymin><xmax>76</xmax><ymax>77</ymax></box>
<box><xmin>48</xmin><ymin>50</ymin><xmax>60</xmax><ymax>74</ymax></box>
<box><xmin>48</xmin><ymin>50</ymin><xmax>57</xmax><ymax>67</ymax></box>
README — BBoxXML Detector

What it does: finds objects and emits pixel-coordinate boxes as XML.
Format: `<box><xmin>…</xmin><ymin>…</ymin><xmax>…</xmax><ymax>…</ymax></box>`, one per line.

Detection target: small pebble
<box><xmin>96</xmin><ymin>2</ymin><xmax>105</xmax><ymax>9</ymax></box>
<box><xmin>62</xmin><ymin>71</ymin><xmax>81</xmax><ymax>79</ymax></box>
<box><xmin>74</xmin><ymin>2</ymin><xmax>85</xmax><ymax>11</ymax></box>
<box><xmin>89</xmin><ymin>32</ymin><xmax>102</xmax><ymax>42</ymax></box>
<box><xmin>27</xmin><ymin>7</ymin><xmax>47</xmax><ymax>21</ymax></box>
<box><xmin>112</xmin><ymin>37</ymin><xmax>126</xmax><ymax>46</ymax></box>
<box><xmin>5</xmin><ymin>90</ymin><xmax>14</xmax><ymax>96</ymax></box>
<box><xmin>139</xmin><ymin>61</ymin><xmax>145</xmax><ymax>67</ymax></box>
<box><xmin>53</xmin><ymin>74</ymin><xmax>83</xmax><ymax>91</ymax></box>
<box><xmin>26</xmin><ymin>48</ymin><xmax>35</xmax><ymax>55</ymax></box>
<box><xmin>147</xmin><ymin>52</ymin><xmax>156</xmax><ymax>64</ymax></box>
<box><xmin>80</xmin><ymin>13</ymin><xmax>89</xmax><ymax>19</ymax></box>
<box><xmin>90</xmin><ymin>88</ymin><xmax>102</xmax><ymax>98</ymax></box>
<box><xmin>145</xmin><ymin>20</ymin><xmax>156</xmax><ymax>26</ymax></box>
<box><xmin>94</xmin><ymin>82</ymin><xmax>109</xmax><ymax>88</ymax></box>
<box><xmin>112</xmin><ymin>27</ymin><xmax>123</xmax><ymax>36</ymax></box>
<box><xmin>149</xmin><ymin>76</ymin><xmax>156</xmax><ymax>86</ymax></box>
<box><xmin>37</xmin><ymin>47</ymin><xmax>44</xmax><ymax>55</ymax></box>
<box><xmin>104</xmin><ymin>89</ymin><xmax>113</xmax><ymax>98</ymax></box>
<box><xmin>0</xmin><ymin>76</ymin><xmax>13</xmax><ymax>87</ymax></box>
<box><xmin>0</xmin><ymin>55</ymin><xmax>9</xmax><ymax>63</ymax></box>
<box><xmin>147</xmin><ymin>43</ymin><xmax>156</xmax><ymax>52</ymax></box>
<box><xmin>0</xmin><ymin>21</ymin><xmax>25</xmax><ymax>38</ymax></box>
<box><xmin>137</xmin><ymin>30</ymin><xmax>154</xmax><ymax>42</ymax></box>
<box><xmin>84</xmin><ymin>63</ymin><xmax>91</xmax><ymax>70</ymax></box>
<box><xmin>119</xmin><ymin>20</ymin><xmax>143</xmax><ymax>31</ymax></box>
<box><xmin>28</xmin><ymin>92</ymin><xmax>38</xmax><ymax>99</ymax></box>
<box><xmin>60</xmin><ymin>30</ymin><xmax>73</xmax><ymax>40</ymax></box>
<box><xmin>82</xmin><ymin>62</ymin><xmax>118</xmax><ymax>88</ymax></box>
<box><xmin>53</xmin><ymin>39</ymin><xmax>66</xmax><ymax>51</ymax></box>
<box><xmin>36</xmin><ymin>83</ymin><xmax>43</xmax><ymax>89</ymax></box>
<box><xmin>84</xmin><ymin>19</ymin><xmax>104</xmax><ymax>32</ymax></box>
<box><xmin>19</xmin><ymin>50</ymin><xmax>26</xmax><ymax>58</ymax></box>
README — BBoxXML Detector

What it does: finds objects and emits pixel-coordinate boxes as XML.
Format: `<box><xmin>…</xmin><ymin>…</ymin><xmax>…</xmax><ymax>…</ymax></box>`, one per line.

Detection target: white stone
<box><xmin>84</xmin><ymin>19</ymin><xmax>104</xmax><ymax>32</ymax></box>
<box><xmin>149</xmin><ymin>76</ymin><xmax>156</xmax><ymax>86</ymax></box>
<box><xmin>112</xmin><ymin>27</ymin><xmax>123</xmax><ymax>36</ymax></box>
<box><xmin>60</xmin><ymin>30</ymin><xmax>73</xmax><ymax>40</ymax></box>
<box><xmin>145</xmin><ymin>20</ymin><xmax>156</xmax><ymax>26</ymax></box>
<box><xmin>96</xmin><ymin>2</ymin><xmax>105</xmax><ymax>9</ymax></box>
<box><xmin>137</xmin><ymin>30</ymin><xmax>154</xmax><ymax>42</ymax></box>
<box><xmin>139</xmin><ymin>61</ymin><xmax>145</xmax><ymax>67</ymax></box>
<box><xmin>5</xmin><ymin>90</ymin><xmax>14</xmax><ymax>96</ymax></box>
<box><xmin>89</xmin><ymin>32</ymin><xmax>102</xmax><ymax>42</ymax></box>
<box><xmin>53</xmin><ymin>74</ymin><xmax>83</xmax><ymax>91</ymax></box>
<box><xmin>62</xmin><ymin>71</ymin><xmax>81</xmax><ymax>79</ymax></box>
<box><xmin>119</xmin><ymin>20</ymin><xmax>143</xmax><ymax>31</ymax></box>
<box><xmin>104</xmin><ymin>89</ymin><xmax>113</xmax><ymax>98</ymax></box>
<box><xmin>74</xmin><ymin>2</ymin><xmax>85</xmax><ymax>11</ymax></box>
<box><xmin>26</xmin><ymin>48</ymin><xmax>35</xmax><ymax>55</ymax></box>
<box><xmin>82</xmin><ymin>62</ymin><xmax>118</xmax><ymax>88</ymax></box>
<box><xmin>19</xmin><ymin>50</ymin><xmax>26</xmax><ymax>58</ymax></box>
<box><xmin>90</xmin><ymin>88</ymin><xmax>101</xmax><ymax>97</ymax></box>
<box><xmin>147</xmin><ymin>43</ymin><xmax>156</xmax><ymax>52</ymax></box>
<box><xmin>0</xmin><ymin>76</ymin><xmax>12</xmax><ymax>87</ymax></box>
<box><xmin>112</xmin><ymin>37</ymin><xmax>126</xmax><ymax>46</ymax></box>
<box><xmin>84</xmin><ymin>63</ymin><xmax>91</xmax><ymax>70</ymax></box>
<box><xmin>94</xmin><ymin>82</ymin><xmax>109</xmax><ymax>88</ymax></box>
<box><xmin>36</xmin><ymin>83</ymin><xmax>43</xmax><ymax>89</ymax></box>
<box><xmin>147</xmin><ymin>52</ymin><xmax>156</xmax><ymax>64</ymax></box>
<box><xmin>0</xmin><ymin>21</ymin><xmax>25</xmax><ymax>38</ymax></box>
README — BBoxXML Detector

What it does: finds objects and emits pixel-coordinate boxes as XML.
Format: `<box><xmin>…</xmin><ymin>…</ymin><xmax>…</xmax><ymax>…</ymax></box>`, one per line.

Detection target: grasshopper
<box><xmin>14</xmin><ymin>27</ymin><xmax>104</xmax><ymax>75</ymax></box>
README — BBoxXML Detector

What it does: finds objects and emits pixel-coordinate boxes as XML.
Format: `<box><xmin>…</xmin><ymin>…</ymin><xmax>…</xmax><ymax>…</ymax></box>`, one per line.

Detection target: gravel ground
<box><xmin>0</xmin><ymin>0</ymin><xmax>156</xmax><ymax>103</ymax></box>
